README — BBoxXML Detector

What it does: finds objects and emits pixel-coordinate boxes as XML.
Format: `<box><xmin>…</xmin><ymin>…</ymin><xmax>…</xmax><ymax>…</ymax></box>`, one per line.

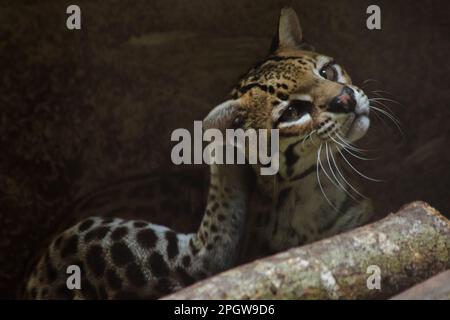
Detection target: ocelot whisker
<box><xmin>371</xmin><ymin>91</ymin><xmax>404</xmax><ymax>108</ymax></box>
<box><xmin>316</xmin><ymin>144</ymin><xmax>340</xmax><ymax>212</ymax></box>
<box><xmin>308</xmin><ymin>130</ymin><xmax>316</xmax><ymax>145</ymax></box>
<box><xmin>330</xmin><ymin>135</ymin><xmax>375</xmax><ymax>161</ymax></box>
<box><xmin>370</xmin><ymin>96</ymin><xmax>403</xmax><ymax>107</ymax></box>
<box><xmin>369</xmin><ymin>105</ymin><xmax>404</xmax><ymax>137</ymax></box>
<box><xmin>370</xmin><ymin>106</ymin><xmax>389</xmax><ymax>127</ymax></box>
<box><xmin>301</xmin><ymin>130</ymin><xmax>316</xmax><ymax>149</ymax></box>
<box><xmin>371</xmin><ymin>89</ymin><xmax>394</xmax><ymax>96</ymax></box>
<box><xmin>337</xmin><ymin>147</ymin><xmax>382</xmax><ymax>182</ymax></box>
<box><xmin>334</xmin><ymin>133</ymin><xmax>368</xmax><ymax>153</ymax></box>
<box><xmin>329</xmin><ymin>144</ymin><xmax>368</xmax><ymax>200</ymax></box>
<box><xmin>335</xmin><ymin>132</ymin><xmax>379</xmax><ymax>153</ymax></box>
<box><xmin>270</xmin><ymin>173</ymin><xmax>279</xmax><ymax>224</ymax></box>
<box><xmin>361</xmin><ymin>79</ymin><xmax>382</xmax><ymax>89</ymax></box>
<box><xmin>325</xmin><ymin>142</ymin><xmax>359</xmax><ymax>201</ymax></box>
<box><xmin>369</xmin><ymin>98</ymin><xmax>400</xmax><ymax>117</ymax></box>
<box><xmin>369</xmin><ymin>101</ymin><xmax>401</xmax><ymax>123</ymax></box>
<box><xmin>318</xmin><ymin>142</ymin><xmax>341</xmax><ymax>189</ymax></box>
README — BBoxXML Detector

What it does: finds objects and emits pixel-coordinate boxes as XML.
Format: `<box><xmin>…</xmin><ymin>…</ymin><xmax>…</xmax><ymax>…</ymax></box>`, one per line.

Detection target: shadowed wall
<box><xmin>0</xmin><ymin>0</ymin><xmax>449</xmax><ymax>298</ymax></box>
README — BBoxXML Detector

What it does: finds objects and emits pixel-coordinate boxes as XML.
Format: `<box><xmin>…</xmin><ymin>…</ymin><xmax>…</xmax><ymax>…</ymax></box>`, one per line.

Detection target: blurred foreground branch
<box><xmin>163</xmin><ymin>201</ymin><xmax>450</xmax><ymax>299</ymax></box>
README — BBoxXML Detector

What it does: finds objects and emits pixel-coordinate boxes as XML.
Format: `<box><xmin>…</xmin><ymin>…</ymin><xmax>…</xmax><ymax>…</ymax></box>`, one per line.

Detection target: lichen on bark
<box><xmin>163</xmin><ymin>201</ymin><xmax>450</xmax><ymax>300</ymax></box>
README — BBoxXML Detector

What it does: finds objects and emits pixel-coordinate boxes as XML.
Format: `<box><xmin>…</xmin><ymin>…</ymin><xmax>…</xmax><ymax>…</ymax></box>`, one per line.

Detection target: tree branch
<box><xmin>162</xmin><ymin>201</ymin><xmax>450</xmax><ymax>299</ymax></box>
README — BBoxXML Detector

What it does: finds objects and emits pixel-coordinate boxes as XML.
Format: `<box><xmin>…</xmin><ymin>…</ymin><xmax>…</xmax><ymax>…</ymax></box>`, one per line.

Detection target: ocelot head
<box><xmin>205</xmin><ymin>7</ymin><xmax>370</xmax><ymax>188</ymax></box>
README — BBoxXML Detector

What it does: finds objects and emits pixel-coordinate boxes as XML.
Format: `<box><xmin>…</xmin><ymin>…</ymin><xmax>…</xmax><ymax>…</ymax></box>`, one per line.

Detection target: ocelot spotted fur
<box><xmin>22</xmin><ymin>7</ymin><xmax>373</xmax><ymax>299</ymax></box>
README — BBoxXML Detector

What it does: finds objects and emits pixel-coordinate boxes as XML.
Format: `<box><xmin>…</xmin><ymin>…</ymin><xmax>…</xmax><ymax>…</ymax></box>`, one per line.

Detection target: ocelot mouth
<box><xmin>345</xmin><ymin>114</ymin><xmax>370</xmax><ymax>141</ymax></box>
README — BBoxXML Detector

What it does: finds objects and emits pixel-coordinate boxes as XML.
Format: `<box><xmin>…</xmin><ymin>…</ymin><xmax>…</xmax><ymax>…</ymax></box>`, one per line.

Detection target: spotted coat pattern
<box><xmin>23</xmin><ymin>7</ymin><xmax>374</xmax><ymax>299</ymax></box>
<box><xmin>23</xmin><ymin>163</ymin><xmax>250</xmax><ymax>299</ymax></box>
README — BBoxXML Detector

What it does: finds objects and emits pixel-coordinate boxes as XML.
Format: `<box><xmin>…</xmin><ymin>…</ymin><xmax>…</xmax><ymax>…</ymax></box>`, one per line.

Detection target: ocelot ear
<box><xmin>270</xmin><ymin>7</ymin><xmax>314</xmax><ymax>52</ymax></box>
<box><xmin>203</xmin><ymin>99</ymin><xmax>244</xmax><ymax>132</ymax></box>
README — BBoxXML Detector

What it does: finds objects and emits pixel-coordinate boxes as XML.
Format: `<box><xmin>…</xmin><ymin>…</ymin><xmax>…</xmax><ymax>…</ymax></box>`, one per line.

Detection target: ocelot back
<box><xmin>21</xmin><ymin>7</ymin><xmax>373</xmax><ymax>299</ymax></box>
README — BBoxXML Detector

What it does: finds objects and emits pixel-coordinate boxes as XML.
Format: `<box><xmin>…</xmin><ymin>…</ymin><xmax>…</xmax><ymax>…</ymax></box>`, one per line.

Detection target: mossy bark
<box><xmin>162</xmin><ymin>201</ymin><xmax>450</xmax><ymax>300</ymax></box>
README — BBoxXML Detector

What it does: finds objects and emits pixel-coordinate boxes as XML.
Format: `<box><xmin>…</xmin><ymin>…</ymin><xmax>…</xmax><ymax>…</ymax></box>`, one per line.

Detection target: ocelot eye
<box><xmin>279</xmin><ymin>100</ymin><xmax>313</xmax><ymax>123</ymax></box>
<box><xmin>319</xmin><ymin>64</ymin><xmax>338</xmax><ymax>81</ymax></box>
<box><xmin>279</xmin><ymin>106</ymin><xmax>300</xmax><ymax>122</ymax></box>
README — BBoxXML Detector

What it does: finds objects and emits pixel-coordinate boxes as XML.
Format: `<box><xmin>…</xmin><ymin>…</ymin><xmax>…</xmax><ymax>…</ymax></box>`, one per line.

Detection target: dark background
<box><xmin>0</xmin><ymin>0</ymin><xmax>449</xmax><ymax>298</ymax></box>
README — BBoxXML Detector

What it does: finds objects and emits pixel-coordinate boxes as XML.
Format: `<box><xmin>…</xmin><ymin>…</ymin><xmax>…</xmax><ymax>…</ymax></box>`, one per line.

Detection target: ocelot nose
<box><xmin>328</xmin><ymin>86</ymin><xmax>356</xmax><ymax>113</ymax></box>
